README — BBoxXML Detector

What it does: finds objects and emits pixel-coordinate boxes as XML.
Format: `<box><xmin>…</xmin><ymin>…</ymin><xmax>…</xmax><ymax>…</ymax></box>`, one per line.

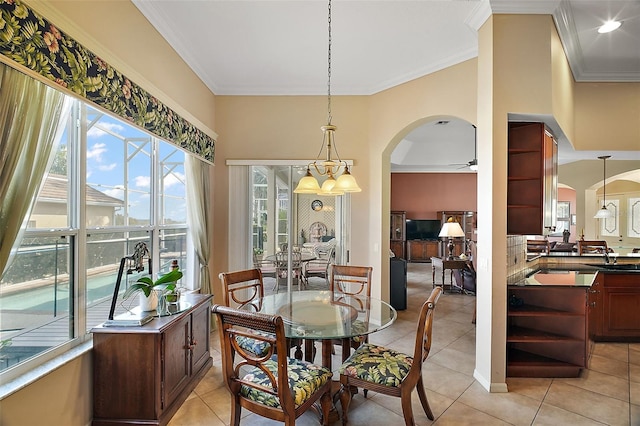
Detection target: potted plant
<box><xmin>124</xmin><ymin>268</ymin><xmax>183</xmax><ymax>311</ymax></box>
<box><xmin>253</xmin><ymin>247</ymin><xmax>264</xmax><ymax>261</ymax></box>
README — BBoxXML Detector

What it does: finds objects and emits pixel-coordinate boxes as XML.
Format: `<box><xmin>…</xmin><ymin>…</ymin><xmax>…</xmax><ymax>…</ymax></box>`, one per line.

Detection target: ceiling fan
<box><xmin>449</xmin><ymin>124</ymin><xmax>478</xmax><ymax>171</ymax></box>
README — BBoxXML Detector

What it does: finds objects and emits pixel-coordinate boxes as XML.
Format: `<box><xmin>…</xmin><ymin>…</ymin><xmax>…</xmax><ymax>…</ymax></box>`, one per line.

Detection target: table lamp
<box><xmin>439</xmin><ymin>217</ymin><xmax>465</xmax><ymax>259</ymax></box>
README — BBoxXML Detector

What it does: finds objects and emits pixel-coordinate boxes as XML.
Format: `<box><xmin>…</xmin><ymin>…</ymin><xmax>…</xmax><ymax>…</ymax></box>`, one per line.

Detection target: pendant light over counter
<box><xmin>594</xmin><ymin>155</ymin><xmax>613</xmax><ymax>219</ymax></box>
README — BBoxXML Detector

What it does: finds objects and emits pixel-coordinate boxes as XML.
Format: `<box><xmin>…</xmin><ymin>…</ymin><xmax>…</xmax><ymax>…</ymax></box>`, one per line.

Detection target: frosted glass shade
<box><xmin>594</xmin><ymin>206</ymin><xmax>613</xmax><ymax>219</ymax></box>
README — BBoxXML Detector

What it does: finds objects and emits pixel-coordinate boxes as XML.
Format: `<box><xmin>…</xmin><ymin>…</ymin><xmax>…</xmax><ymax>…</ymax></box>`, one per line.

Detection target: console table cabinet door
<box><xmin>163</xmin><ymin>315</ymin><xmax>191</xmax><ymax>409</ymax></box>
<box><xmin>190</xmin><ymin>302</ymin><xmax>212</xmax><ymax>373</ymax></box>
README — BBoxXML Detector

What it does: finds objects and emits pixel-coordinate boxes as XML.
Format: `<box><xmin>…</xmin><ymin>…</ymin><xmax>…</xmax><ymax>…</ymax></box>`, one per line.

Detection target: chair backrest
<box><xmin>275</xmin><ymin>250</ymin><xmax>303</xmax><ymax>268</ymax></box>
<box><xmin>410</xmin><ymin>287</ymin><xmax>442</xmax><ymax>372</ymax></box>
<box><xmin>577</xmin><ymin>240</ymin><xmax>609</xmax><ymax>255</ymax></box>
<box><xmin>527</xmin><ymin>239</ymin><xmax>550</xmax><ymax>254</ymax></box>
<box><xmin>329</xmin><ymin>265</ymin><xmax>373</xmax><ymax>297</ymax></box>
<box><xmin>218</xmin><ymin>269</ymin><xmax>265</xmax><ymax>311</ymax></box>
<box><xmin>211</xmin><ymin>305</ymin><xmax>295</xmax><ymax>414</ymax></box>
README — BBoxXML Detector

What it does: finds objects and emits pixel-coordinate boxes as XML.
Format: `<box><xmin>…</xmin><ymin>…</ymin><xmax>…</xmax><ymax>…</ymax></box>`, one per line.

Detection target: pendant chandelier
<box><xmin>294</xmin><ymin>0</ymin><xmax>361</xmax><ymax>196</ymax></box>
<box><xmin>594</xmin><ymin>155</ymin><xmax>613</xmax><ymax>219</ymax></box>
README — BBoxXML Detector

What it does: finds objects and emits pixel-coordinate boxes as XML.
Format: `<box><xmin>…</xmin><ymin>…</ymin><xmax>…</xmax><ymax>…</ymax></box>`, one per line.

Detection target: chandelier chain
<box><xmin>327</xmin><ymin>0</ymin><xmax>332</xmax><ymax>123</ymax></box>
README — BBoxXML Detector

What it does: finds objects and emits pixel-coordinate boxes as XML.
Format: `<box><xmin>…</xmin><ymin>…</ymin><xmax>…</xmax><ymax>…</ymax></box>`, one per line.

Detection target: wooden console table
<box><xmin>91</xmin><ymin>293</ymin><xmax>213</xmax><ymax>426</ymax></box>
<box><xmin>431</xmin><ymin>257</ymin><xmax>469</xmax><ymax>293</ymax></box>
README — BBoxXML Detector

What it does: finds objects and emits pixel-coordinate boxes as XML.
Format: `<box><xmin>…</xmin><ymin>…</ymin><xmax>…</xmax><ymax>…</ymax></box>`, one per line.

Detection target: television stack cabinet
<box><xmin>407</xmin><ymin>240</ymin><xmax>439</xmax><ymax>262</ymax></box>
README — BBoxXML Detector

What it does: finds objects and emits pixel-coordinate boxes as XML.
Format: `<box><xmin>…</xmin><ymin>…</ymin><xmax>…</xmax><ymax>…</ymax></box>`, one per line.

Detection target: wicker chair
<box><xmin>338</xmin><ymin>287</ymin><xmax>442</xmax><ymax>426</ymax></box>
<box><xmin>304</xmin><ymin>246</ymin><xmax>335</xmax><ymax>286</ymax></box>
<box><xmin>274</xmin><ymin>251</ymin><xmax>306</xmax><ymax>292</ymax></box>
<box><xmin>253</xmin><ymin>253</ymin><xmax>277</xmax><ymax>281</ymax></box>
<box><xmin>212</xmin><ymin>305</ymin><xmax>333</xmax><ymax>426</ymax></box>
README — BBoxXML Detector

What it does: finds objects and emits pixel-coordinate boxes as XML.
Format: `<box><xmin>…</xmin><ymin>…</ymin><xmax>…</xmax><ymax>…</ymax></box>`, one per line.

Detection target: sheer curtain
<box><xmin>0</xmin><ymin>64</ymin><xmax>67</xmax><ymax>276</ymax></box>
<box><xmin>185</xmin><ymin>154</ymin><xmax>213</xmax><ymax>296</ymax></box>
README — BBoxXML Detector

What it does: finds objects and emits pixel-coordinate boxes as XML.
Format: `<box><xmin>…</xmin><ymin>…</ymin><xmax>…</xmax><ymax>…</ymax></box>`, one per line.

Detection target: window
<box><xmin>555</xmin><ymin>201</ymin><xmax>570</xmax><ymax>234</ymax></box>
<box><xmin>0</xmin><ymin>100</ymin><xmax>192</xmax><ymax>379</ymax></box>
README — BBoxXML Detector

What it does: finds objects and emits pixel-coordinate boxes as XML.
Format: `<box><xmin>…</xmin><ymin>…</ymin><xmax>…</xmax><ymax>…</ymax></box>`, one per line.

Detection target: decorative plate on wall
<box><xmin>311</xmin><ymin>199</ymin><xmax>323</xmax><ymax>211</ymax></box>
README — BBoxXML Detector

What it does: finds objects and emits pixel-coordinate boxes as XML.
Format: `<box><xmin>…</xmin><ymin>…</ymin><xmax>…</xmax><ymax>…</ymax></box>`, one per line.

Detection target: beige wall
<box><xmin>0</xmin><ymin>354</ymin><xmax>92</xmax><ymax>425</ymax></box>
<box><xmin>27</xmin><ymin>0</ymin><xmax>217</xmax><ymax>139</ymax></box>
<box><xmin>1</xmin><ymin>1</ymin><xmax>217</xmax><ymax>425</ymax></box>
<box><xmin>574</xmin><ymin>82</ymin><xmax>640</xmax><ymax>151</ymax></box>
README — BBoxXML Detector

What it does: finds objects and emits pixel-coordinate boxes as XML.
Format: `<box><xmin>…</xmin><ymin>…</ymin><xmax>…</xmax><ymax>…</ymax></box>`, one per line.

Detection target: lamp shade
<box><xmin>333</xmin><ymin>167</ymin><xmax>361</xmax><ymax>192</ymax></box>
<box><xmin>594</xmin><ymin>206</ymin><xmax>613</xmax><ymax>219</ymax></box>
<box><xmin>318</xmin><ymin>176</ymin><xmax>344</xmax><ymax>196</ymax></box>
<box><xmin>439</xmin><ymin>221</ymin><xmax>465</xmax><ymax>238</ymax></box>
<box><xmin>294</xmin><ymin>169</ymin><xmax>321</xmax><ymax>194</ymax></box>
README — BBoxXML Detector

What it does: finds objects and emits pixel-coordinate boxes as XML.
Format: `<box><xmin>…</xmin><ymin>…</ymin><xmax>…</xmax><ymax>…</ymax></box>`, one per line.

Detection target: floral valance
<box><xmin>0</xmin><ymin>0</ymin><xmax>215</xmax><ymax>163</ymax></box>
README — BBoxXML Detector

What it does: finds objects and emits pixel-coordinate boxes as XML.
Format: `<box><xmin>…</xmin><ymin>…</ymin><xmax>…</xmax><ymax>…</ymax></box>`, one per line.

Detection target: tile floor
<box><xmin>169</xmin><ymin>263</ymin><xmax>640</xmax><ymax>425</ymax></box>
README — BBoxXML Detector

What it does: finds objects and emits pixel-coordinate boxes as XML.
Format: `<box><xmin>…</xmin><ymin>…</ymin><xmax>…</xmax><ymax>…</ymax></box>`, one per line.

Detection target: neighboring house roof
<box><xmin>39</xmin><ymin>174</ymin><xmax>125</xmax><ymax>207</ymax></box>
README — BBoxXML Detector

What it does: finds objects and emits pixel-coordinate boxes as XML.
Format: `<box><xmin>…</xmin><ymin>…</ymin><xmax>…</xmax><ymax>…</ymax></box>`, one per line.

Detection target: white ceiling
<box><xmin>133</xmin><ymin>0</ymin><xmax>640</xmax><ymax>173</ymax></box>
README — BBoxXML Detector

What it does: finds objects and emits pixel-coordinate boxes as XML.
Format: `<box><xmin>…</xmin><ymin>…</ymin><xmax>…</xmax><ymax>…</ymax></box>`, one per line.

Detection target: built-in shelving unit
<box><xmin>507</xmin><ymin>122</ymin><xmax>557</xmax><ymax>235</ymax></box>
<box><xmin>507</xmin><ymin>286</ymin><xmax>588</xmax><ymax>377</ymax></box>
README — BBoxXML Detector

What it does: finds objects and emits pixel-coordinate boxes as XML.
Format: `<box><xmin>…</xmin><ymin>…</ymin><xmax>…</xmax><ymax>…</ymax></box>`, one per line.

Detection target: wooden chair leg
<box><xmin>320</xmin><ymin>390</ymin><xmax>331</xmax><ymax>426</ymax></box>
<box><xmin>400</xmin><ymin>388</ymin><xmax>415</xmax><ymax>426</ymax></box>
<box><xmin>339</xmin><ymin>380</ymin><xmax>352</xmax><ymax>425</ymax></box>
<box><xmin>416</xmin><ymin>376</ymin><xmax>434</xmax><ymax>420</ymax></box>
<box><xmin>231</xmin><ymin>399</ymin><xmax>242</xmax><ymax>426</ymax></box>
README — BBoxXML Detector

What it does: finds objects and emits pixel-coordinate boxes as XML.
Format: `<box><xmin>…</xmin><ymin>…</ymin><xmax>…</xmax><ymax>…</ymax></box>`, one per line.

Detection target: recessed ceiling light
<box><xmin>598</xmin><ymin>20</ymin><xmax>622</xmax><ymax>34</ymax></box>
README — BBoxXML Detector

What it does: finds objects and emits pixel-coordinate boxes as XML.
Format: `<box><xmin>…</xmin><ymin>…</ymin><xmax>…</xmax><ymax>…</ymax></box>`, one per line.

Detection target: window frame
<box><xmin>0</xmin><ymin>97</ymin><xmax>193</xmax><ymax>386</ymax></box>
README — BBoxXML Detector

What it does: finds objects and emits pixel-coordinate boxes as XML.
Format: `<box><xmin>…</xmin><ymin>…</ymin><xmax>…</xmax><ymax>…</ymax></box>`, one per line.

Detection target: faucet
<box><xmin>602</xmin><ymin>249</ymin><xmax>610</xmax><ymax>264</ymax></box>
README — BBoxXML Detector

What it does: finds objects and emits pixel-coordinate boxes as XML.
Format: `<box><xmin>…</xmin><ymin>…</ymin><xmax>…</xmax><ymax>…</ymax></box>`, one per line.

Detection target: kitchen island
<box><xmin>506</xmin><ymin>256</ymin><xmax>640</xmax><ymax>378</ymax></box>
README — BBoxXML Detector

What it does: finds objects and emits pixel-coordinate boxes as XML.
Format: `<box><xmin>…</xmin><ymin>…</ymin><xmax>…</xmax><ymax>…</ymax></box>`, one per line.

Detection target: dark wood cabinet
<box><xmin>507</xmin><ymin>122</ymin><xmax>557</xmax><ymax>235</ymax></box>
<box><xmin>507</xmin><ymin>286</ymin><xmax>588</xmax><ymax>377</ymax></box>
<box><xmin>92</xmin><ymin>293</ymin><xmax>213</xmax><ymax>426</ymax></box>
<box><xmin>390</xmin><ymin>211</ymin><xmax>406</xmax><ymax>259</ymax></box>
<box><xmin>589</xmin><ymin>272</ymin><xmax>640</xmax><ymax>341</ymax></box>
<box><xmin>407</xmin><ymin>240</ymin><xmax>439</xmax><ymax>262</ymax></box>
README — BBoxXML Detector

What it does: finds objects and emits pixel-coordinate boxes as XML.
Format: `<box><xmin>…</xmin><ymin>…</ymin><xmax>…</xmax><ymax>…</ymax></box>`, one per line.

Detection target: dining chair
<box><xmin>577</xmin><ymin>240</ymin><xmax>610</xmax><ymax>255</ymax></box>
<box><xmin>211</xmin><ymin>305</ymin><xmax>333</xmax><ymax>426</ymax></box>
<box><xmin>338</xmin><ymin>287</ymin><xmax>442</xmax><ymax>426</ymax></box>
<box><xmin>219</xmin><ymin>269</ymin><xmax>271</xmax><ymax>357</ymax></box>
<box><xmin>329</xmin><ymin>264</ymin><xmax>373</xmax><ymax>360</ymax></box>
<box><xmin>526</xmin><ymin>239</ymin><xmax>550</xmax><ymax>254</ymax></box>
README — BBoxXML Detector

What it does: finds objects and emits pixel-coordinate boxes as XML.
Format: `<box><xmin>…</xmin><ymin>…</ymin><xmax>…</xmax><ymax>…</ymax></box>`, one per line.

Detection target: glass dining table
<box><xmin>244</xmin><ymin>290</ymin><xmax>397</xmax><ymax>369</ymax></box>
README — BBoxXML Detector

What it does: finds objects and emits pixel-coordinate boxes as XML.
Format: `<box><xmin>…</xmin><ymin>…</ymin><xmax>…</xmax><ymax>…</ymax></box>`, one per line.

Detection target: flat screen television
<box><xmin>405</xmin><ymin>219</ymin><xmax>441</xmax><ymax>240</ymax></box>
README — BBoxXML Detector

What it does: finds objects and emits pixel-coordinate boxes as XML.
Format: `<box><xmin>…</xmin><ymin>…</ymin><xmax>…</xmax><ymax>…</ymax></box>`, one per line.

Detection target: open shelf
<box><xmin>508</xmin><ymin>304</ymin><xmax>584</xmax><ymax>317</ymax></box>
<box><xmin>507</xmin><ymin>348</ymin><xmax>583</xmax><ymax>378</ymax></box>
<box><xmin>507</xmin><ymin>326</ymin><xmax>582</xmax><ymax>342</ymax></box>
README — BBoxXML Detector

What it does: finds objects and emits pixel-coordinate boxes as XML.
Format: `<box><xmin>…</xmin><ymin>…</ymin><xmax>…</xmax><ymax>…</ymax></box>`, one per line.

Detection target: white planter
<box><xmin>139</xmin><ymin>290</ymin><xmax>159</xmax><ymax>312</ymax></box>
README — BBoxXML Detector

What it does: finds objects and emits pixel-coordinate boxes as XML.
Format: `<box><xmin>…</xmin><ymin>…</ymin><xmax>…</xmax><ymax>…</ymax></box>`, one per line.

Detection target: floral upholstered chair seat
<box><xmin>339</xmin><ymin>343</ymin><xmax>413</xmax><ymax>387</ymax></box>
<box><xmin>241</xmin><ymin>356</ymin><xmax>332</xmax><ymax>408</ymax></box>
